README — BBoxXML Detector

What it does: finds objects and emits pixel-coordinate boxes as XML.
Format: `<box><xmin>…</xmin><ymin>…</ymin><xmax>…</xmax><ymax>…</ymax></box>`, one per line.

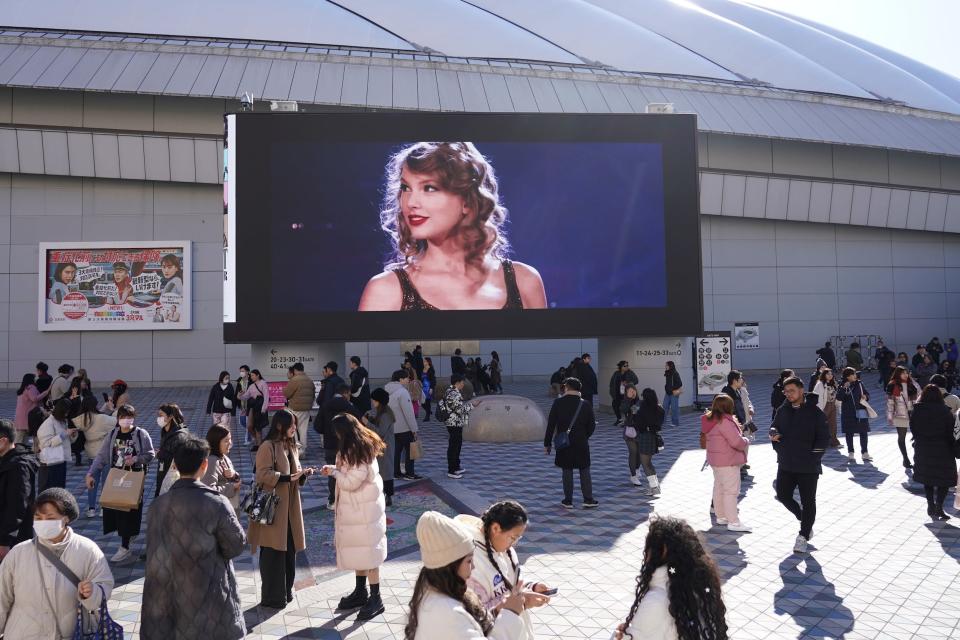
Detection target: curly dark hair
<box><xmin>404</xmin><ymin>558</ymin><xmax>491</xmax><ymax>640</ymax></box>
<box><xmin>622</xmin><ymin>516</ymin><xmax>727</xmax><ymax>640</ymax></box>
<box><xmin>481</xmin><ymin>500</ymin><xmax>527</xmax><ymax>591</ymax></box>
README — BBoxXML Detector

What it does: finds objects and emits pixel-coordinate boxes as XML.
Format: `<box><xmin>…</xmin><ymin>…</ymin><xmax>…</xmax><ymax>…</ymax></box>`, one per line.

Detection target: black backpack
<box><xmin>435</xmin><ymin>393</ymin><xmax>451</xmax><ymax>422</ymax></box>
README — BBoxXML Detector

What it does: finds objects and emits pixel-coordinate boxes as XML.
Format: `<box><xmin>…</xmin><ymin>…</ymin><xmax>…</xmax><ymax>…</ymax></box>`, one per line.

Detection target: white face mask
<box><xmin>34</xmin><ymin>518</ymin><xmax>64</xmax><ymax>540</ymax></box>
<box><xmin>156</xmin><ymin>416</ymin><xmax>168</xmax><ymax>428</ymax></box>
<box><xmin>240</xmin><ymin>372</ymin><xmax>248</xmax><ymax>379</ymax></box>
<box><xmin>119</xmin><ymin>418</ymin><xmax>134</xmax><ymax>429</ymax></box>
<box><xmin>220</xmin><ymin>382</ymin><xmax>229</xmax><ymax>389</ymax></box>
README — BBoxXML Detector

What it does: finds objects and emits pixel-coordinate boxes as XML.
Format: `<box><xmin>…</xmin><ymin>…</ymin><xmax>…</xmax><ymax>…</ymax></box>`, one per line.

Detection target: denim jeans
<box><xmin>664</xmin><ymin>393</ymin><xmax>680</xmax><ymax>425</ymax></box>
<box><xmin>87</xmin><ymin>463</ymin><xmax>110</xmax><ymax>510</ymax></box>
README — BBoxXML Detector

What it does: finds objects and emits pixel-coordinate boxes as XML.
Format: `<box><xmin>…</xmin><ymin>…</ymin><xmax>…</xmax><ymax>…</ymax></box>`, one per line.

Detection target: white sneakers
<box><xmin>848</xmin><ymin>453</ymin><xmax>857</xmax><ymax>462</ymax></box>
<box><xmin>861</xmin><ymin>452</ymin><xmax>873</xmax><ymax>462</ymax></box>
<box><xmin>86</xmin><ymin>508</ymin><xmax>96</xmax><ymax>519</ymax></box>
<box><xmin>793</xmin><ymin>535</ymin><xmax>808</xmax><ymax>553</ymax></box>
<box><xmin>727</xmin><ymin>522</ymin><xmax>751</xmax><ymax>532</ymax></box>
<box><xmin>715</xmin><ymin>517</ymin><xmax>729</xmax><ymax>525</ymax></box>
<box><xmin>630</xmin><ymin>475</ymin><xmax>643</xmax><ymax>486</ymax></box>
<box><xmin>111</xmin><ymin>547</ymin><xmax>133</xmax><ymax>563</ymax></box>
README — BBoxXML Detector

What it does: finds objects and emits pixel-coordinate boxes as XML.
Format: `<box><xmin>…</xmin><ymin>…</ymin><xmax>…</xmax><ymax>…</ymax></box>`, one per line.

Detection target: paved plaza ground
<box><xmin>10</xmin><ymin>374</ymin><xmax>960</xmax><ymax>639</ymax></box>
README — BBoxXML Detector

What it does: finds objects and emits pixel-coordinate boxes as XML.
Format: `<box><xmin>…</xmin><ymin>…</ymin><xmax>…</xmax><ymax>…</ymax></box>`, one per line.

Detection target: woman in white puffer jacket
<box><xmin>455</xmin><ymin>501</ymin><xmax>553</xmax><ymax>640</ymax></box>
<box><xmin>322</xmin><ymin>413</ymin><xmax>387</xmax><ymax>622</ymax></box>
<box><xmin>405</xmin><ymin>511</ymin><xmax>526</xmax><ymax>639</ymax></box>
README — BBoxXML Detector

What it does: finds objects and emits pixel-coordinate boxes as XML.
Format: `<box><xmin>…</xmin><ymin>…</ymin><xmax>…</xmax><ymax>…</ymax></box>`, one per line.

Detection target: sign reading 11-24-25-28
<box><xmin>695</xmin><ymin>332</ymin><xmax>732</xmax><ymax>396</ymax></box>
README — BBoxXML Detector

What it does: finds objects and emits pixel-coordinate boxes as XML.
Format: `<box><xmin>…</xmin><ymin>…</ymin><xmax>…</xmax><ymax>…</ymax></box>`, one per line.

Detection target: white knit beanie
<box><xmin>416</xmin><ymin>511</ymin><xmax>475</xmax><ymax>569</ymax></box>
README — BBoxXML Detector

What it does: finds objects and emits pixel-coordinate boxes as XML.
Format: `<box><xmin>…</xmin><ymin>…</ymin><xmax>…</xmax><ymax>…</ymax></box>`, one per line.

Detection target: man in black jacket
<box><xmin>450</xmin><ymin>349</ymin><xmax>467</xmax><ymax>376</ymax></box>
<box><xmin>314</xmin><ymin>361</ymin><xmax>345</xmax><ymax>434</ymax></box>
<box><xmin>576</xmin><ymin>353</ymin><xmax>599</xmax><ymax>411</ymax></box>
<box><xmin>0</xmin><ymin>419</ymin><xmax>38</xmax><ymax>561</ymax></box>
<box><xmin>348</xmin><ymin>356</ymin><xmax>371</xmax><ymax>414</ymax></box>
<box><xmin>320</xmin><ymin>383</ymin><xmax>362</xmax><ymax>509</ymax></box>
<box><xmin>815</xmin><ymin>342</ymin><xmax>836</xmax><ymax>371</ymax></box>
<box><xmin>544</xmin><ymin>378</ymin><xmax>598</xmax><ymax>509</ymax></box>
<box><xmin>769</xmin><ymin>377</ymin><xmax>829</xmax><ymax>554</ymax></box>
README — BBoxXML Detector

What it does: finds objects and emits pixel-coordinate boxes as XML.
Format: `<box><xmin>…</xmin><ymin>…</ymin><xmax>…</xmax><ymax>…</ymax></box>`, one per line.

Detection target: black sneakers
<box><xmin>561</xmin><ymin>500</ymin><xmax>573</xmax><ymax>509</ymax></box>
<box><xmin>583</xmin><ymin>500</ymin><xmax>599</xmax><ymax>509</ymax></box>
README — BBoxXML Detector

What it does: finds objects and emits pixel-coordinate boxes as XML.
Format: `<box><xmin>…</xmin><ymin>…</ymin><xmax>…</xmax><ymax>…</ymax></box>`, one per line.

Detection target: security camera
<box><xmin>239</xmin><ymin>92</ymin><xmax>254</xmax><ymax>112</ymax></box>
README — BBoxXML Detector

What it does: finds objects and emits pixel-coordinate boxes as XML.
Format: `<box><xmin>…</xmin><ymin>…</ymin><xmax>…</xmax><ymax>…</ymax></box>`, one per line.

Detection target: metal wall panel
<box><xmin>828</xmin><ymin>183</ymin><xmax>853</xmax><ymax>225</ymax></box>
<box><xmin>85</xmin><ymin>50</ymin><xmax>134</xmax><ymax>91</ymax></box>
<box><xmin>905</xmin><ymin>191</ymin><xmax>929</xmax><ymax>231</ymax></box>
<box><xmin>40</xmin><ymin>130</ymin><xmax>68</xmax><ymax>175</ymax></box>
<box><xmin>480</xmin><ymin>73</ymin><xmax>513</xmax><ymax>112</ymax></box>
<box><xmin>596</xmin><ymin>83</ymin><xmax>631</xmax><ymax>113</ymax></box>
<box><xmin>143</xmin><ymin>136</ymin><xmax>171</xmax><ymax>181</ymax></box>
<box><xmin>236</xmin><ymin>58</ymin><xmax>272</xmax><ymax>100</ymax></box>
<box><xmin>527</xmin><ymin>77</ymin><xmax>560</xmax><ymax>112</ymax></box>
<box><xmin>720</xmin><ymin>174</ymin><xmax>745</xmax><ymax>216</ymax></box>
<box><xmin>391</xmin><ymin>67</ymin><xmax>418</xmax><ymax>109</ymax></box>
<box><xmin>34</xmin><ymin>48</ymin><xmax>85</xmax><ymax>88</ymax></box>
<box><xmin>867</xmin><ymin>187</ymin><xmax>891</xmax><ymax>227</ymax></box>
<box><xmin>926</xmin><ymin>193</ymin><xmax>948</xmax><ymax>232</ymax></box>
<box><xmin>340</xmin><ymin>64</ymin><xmax>368</xmax><ymax>106</ymax></box>
<box><xmin>15</xmin><ymin>129</ymin><xmax>43</xmax><ymax>174</ymax></box>
<box><xmin>785</xmin><ymin>180</ymin><xmax>810</xmax><ymax>221</ymax></box>
<box><xmin>886</xmin><ymin>189</ymin><xmax>910</xmax><ymax>229</ymax></box>
<box><xmin>457</xmin><ymin>72</ymin><xmax>489</xmax><ymax>112</ymax></box>
<box><xmin>315</xmin><ymin>62</ymin><xmax>344</xmax><ymax>104</ymax></box>
<box><xmin>366</xmin><ymin>65</ymin><xmax>393</xmax><ymax>108</ymax></box>
<box><xmin>138</xmin><ymin>52</ymin><xmax>182</xmax><ymax>93</ymax></box>
<box><xmin>849</xmin><ymin>185</ymin><xmax>871</xmax><ymax>226</ymax></box>
<box><xmin>190</xmin><ymin>55</ymin><xmax>229</xmax><ymax>96</ymax></box>
<box><xmin>162</xmin><ymin>54</ymin><xmax>206</xmax><ymax>94</ymax></box>
<box><xmin>573</xmin><ymin>80</ymin><xmax>608</xmax><ymax>113</ymax></box>
<box><xmin>66</xmin><ymin>132</ymin><xmax>94</xmax><ymax>177</ymax></box>
<box><xmin>60</xmin><ymin>49</ymin><xmax>109</xmax><ymax>89</ymax></box>
<box><xmin>194</xmin><ymin>139</ymin><xmax>219</xmax><ymax>184</ymax></box>
<box><xmin>168</xmin><ymin>138</ymin><xmax>196</xmax><ymax>182</ymax></box>
<box><xmin>807</xmin><ymin>181</ymin><xmax>832</xmax><ymax>223</ymax></box>
<box><xmin>0</xmin><ymin>46</ymin><xmax>39</xmax><ymax>85</ymax></box>
<box><xmin>435</xmin><ymin>69</ymin><xmax>464</xmax><ymax>111</ymax></box>
<box><xmin>416</xmin><ymin>68</ymin><xmax>440</xmax><ymax>110</ymax></box>
<box><xmin>210</xmin><ymin>57</ymin><xmax>247</xmax><ymax>98</ymax></box>
<box><xmin>287</xmin><ymin>61</ymin><xmax>321</xmax><ymax>102</ymax></box>
<box><xmin>117</xmin><ymin>135</ymin><xmax>146</xmax><ymax>180</ymax></box>
<box><xmin>503</xmin><ymin>75</ymin><xmax>536</xmax><ymax>112</ymax></box>
<box><xmin>112</xmin><ymin>51</ymin><xmax>159</xmax><ymax>92</ymax></box>
<box><xmin>261</xmin><ymin>59</ymin><xmax>296</xmax><ymax>100</ymax></box>
<box><xmin>0</xmin><ymin>128</ymin><xmax>19</xmax><ymax>172</ymax></box>
<box><xmin>743</xmin><ymin>176</ymin><xmax>767</xmax><ymax>218</ymax></box>
<box><xmin>92</xmin><ymin>133</ymin><xmax>121</xmax><ymax>178</ymax></box>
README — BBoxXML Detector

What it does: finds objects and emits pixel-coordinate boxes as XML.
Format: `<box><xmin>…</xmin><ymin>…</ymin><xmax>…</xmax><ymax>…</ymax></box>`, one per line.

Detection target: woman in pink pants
<box><xmin>701</xmin><ymin>394</ymin><xmax>751</xmax><ymax>533</ymax></box>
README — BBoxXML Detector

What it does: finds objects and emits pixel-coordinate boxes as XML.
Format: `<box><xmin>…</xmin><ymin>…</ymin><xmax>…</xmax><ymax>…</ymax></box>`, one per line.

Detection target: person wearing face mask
<box><xmin>85</xmin><ymin>405</ymin><xmax>155</xmax><ymax>565</ymax></box>
<box><xmin>0</xmin><ymin>420</ymin><xmax>39</xmax><ymax>561</ymax></box>
<box><xmin>36</xmin><ymin>399</ymin><xmax>77</xmax><ymax>492</ymax></box>
<box><xmin>236</xmin><ymin>365</ymin><xmax>251</xmax><ymax>443</ymax></box>
<box><xmin>206</xmin><ymin>371</ymin><xmax>238</xmax><ymax>429</ymax></box>
<box><xmin>142</xmin><ymin>437</ymin><xmax>245</xmax><ymax>640</ymax></box>
<box><xmin>0</xmin><ymin>488</ymin><xmax>114</xmax><ymax>639</ymax></box>
<box><xmin>155</xmin><ymin>404</ymin><xmax>190</xmax><ymax>497</ymax></box>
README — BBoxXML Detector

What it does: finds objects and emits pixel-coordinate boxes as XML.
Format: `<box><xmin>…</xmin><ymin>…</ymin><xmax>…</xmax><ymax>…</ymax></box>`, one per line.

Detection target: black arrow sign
<box><xmin>699</xmin><ymin>339</ymin><xmax>708</xmax><ymax>346</ymax></box>
<box><xmin>720</xmin><ymin>338</ymin><xmax>729</xmax><ymax>346</ymax></box>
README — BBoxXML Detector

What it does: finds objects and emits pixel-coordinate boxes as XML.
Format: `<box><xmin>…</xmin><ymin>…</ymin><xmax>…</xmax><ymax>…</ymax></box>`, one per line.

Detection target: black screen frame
<box><xmin>225</xmin><ymin>112</ymin><xmax>702</xmax><ymax>343</ymax></box>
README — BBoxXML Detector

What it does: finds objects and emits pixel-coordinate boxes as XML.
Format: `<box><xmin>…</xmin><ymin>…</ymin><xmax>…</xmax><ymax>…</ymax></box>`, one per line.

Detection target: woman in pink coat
<box><xmin>14</xmin><ymin>373</ymin><xmax>49</xmax><ymax>444</ymax></box>
<box><xmin>321</xmin><ymin>413</ymin><xmax>387</xmax><ymax>622</ymax></box>
<box><xmin>701</xmin><ymin>394</ymin><xmax>750</xmax><ymax>533</ymax></box>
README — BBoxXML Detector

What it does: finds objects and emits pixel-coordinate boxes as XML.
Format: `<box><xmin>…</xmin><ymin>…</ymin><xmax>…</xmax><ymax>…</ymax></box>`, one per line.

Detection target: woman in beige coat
<box><xmin>0</xmin><ymin>488</ymin><xmax>114</xmax><ymax>640</ymax></box>
<box><xmin>322</xmin><ymin>413</ymin><xmax>388</xmax><ymax>621</ymax></box>
<box><xmin>248</xmin><ymin>411</ymin><xmax>315</xmax><ymax>609</ymax></box>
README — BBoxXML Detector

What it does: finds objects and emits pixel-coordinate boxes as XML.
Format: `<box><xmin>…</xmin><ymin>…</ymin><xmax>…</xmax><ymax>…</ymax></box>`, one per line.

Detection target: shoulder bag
<box><xmin>34</xmin><ymin>540</ymin><xmax>124</xmax><ymax>639</ymax></box>
<box><xmin>241</xmin><ymin>444</ymin><xmax>280</xmax><ymax>525</ymax></box>
<box><xmin>553</xmin><ymin>400</ymin><xmax>584</xmax><ymax>450</ymax></box>
<box><xmin>857</xmin><ymin>383</ymin><xmax>878</xmax><ymax>420</ymax></box>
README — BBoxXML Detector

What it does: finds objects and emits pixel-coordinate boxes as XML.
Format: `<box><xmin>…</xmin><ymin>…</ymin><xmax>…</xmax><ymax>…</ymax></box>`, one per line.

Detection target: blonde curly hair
<box><xmin>380</xmin><ymin>141</ymin><xmax>509</xmax><ymax>270</ymax></box>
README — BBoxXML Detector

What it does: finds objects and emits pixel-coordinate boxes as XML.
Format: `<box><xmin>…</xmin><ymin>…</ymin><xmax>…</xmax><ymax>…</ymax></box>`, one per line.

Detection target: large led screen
<box><xmin>224</xmin><ymin>112</ymin><xmax>702</xmax><ymax>342</ymax></box>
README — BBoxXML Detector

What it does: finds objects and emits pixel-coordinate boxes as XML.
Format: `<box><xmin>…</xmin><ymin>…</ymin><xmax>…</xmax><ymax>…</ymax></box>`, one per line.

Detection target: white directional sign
<box><xmin>695</xmin><ymin>332</ymin><xmax>732</xmax><ymax>396</ymax></box>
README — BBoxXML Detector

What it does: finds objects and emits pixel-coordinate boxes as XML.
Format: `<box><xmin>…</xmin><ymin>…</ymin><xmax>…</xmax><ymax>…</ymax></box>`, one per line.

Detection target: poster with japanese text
<box><xmin>39</xmin><ymin>242</ymin><xmax>192</xmax><ymax>331</ymax></box>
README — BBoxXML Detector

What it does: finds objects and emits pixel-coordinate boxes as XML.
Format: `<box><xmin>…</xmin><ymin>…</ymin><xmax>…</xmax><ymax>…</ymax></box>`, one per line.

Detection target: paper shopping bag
<box><xmin>99</xmin><ymin>468</ymin><xmax>145</xmax><ymax>512</ymax></box>
<box><xmin>409</xmin><ymin>440</ymin><xmax>424</xmax><ymax>461</ymax></box>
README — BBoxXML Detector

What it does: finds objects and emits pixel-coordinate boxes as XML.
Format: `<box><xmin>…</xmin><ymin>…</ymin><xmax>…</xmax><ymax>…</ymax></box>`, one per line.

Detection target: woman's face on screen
<box><xmin>399</xmin><ymin>167</ymin><xmax>464</xmax><ymax>240</ymax></box>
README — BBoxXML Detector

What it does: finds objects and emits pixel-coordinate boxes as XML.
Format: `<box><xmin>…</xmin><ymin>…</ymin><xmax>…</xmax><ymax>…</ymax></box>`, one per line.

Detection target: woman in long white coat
<box><xmin>321</xmin><ymin>413</ymin><xmax>387</xmax><ymax>622</ymax></box>
<box><xmin>405</xmin><ymin>511</ymin><xmax>526</xmax><ymax>639</ymax></box>
<box><xmin>0</xmin><ymin>488</ymin><xmax>114</xmax><ymax>640</ymax></box>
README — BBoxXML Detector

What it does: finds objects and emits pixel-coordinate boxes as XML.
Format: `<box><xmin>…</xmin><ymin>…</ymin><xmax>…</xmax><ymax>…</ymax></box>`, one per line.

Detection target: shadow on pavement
<box><xmin>774</xmin><ymin>555</ymin><xmax>855</xmax><ymax>639</ymax></box>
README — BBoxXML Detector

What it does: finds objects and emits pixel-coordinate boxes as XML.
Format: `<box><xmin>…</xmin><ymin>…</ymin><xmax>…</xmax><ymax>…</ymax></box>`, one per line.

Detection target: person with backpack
<box><xmin>441</xmin><ymin>374</ymin><xmax>480</xmax><ymax>480</ymax></box>
<box><xmin>543</xmin><ymin>378</ymin><xmax>598</xmax><ymax>509</ymax></box>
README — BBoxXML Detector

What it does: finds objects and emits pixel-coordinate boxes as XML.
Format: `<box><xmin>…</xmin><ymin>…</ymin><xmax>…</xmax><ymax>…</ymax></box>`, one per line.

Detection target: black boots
<box><xmin>337</xmin><ymin>586</ymin><xmax>368</xmax><ymax>610</ymax></box>
<box><xmin>357</xmin><ymin>592</ymin><xmax>384</xmax><ymax>620</ymax></box>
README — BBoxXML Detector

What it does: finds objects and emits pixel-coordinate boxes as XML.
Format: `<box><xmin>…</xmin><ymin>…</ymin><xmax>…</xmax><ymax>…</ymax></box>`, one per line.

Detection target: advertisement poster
<box><xmin>266</xmin><ymin>381</ymin><xmax>288</xmax><ymax>411</ymax></box>
<box><xmin>695</xmin><ymin>332</ymin><xmax>732</xmax><ymax>396</ymax></box>
<box><xmin>734</xmin><ymin>322</ymin><xmax>760</xmax><ymax>350</ymax></box>
<box><xmin>39</xmin><ymin>242</ymin><xmax>191</xmax><ymax>331</ymax></box>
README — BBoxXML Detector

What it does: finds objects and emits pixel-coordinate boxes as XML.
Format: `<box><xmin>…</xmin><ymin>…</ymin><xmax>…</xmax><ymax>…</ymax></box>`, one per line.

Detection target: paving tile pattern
<box><xmin>4</xmin><ymin>375</ymin><xmax>959</xmax><ymax>639</ymax></box>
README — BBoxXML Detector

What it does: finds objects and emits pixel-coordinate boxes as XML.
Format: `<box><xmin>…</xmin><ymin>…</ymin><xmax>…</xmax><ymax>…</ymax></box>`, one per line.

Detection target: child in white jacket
<box><xmin>406</xmin><ymin>511</ymin><xmax>527</xmax><ymax>639</ymax></box>
<box><xmin>455</xmin><ymin>501</ymin><xmax>553</xmax><ymax>640</ymax></box>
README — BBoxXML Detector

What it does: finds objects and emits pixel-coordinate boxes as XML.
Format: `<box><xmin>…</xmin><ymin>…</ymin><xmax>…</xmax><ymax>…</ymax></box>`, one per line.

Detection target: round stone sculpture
<box><xmin>463</xmin><ymin>395</ymin><xmax>546</xmax><ymax>443</ymax></box>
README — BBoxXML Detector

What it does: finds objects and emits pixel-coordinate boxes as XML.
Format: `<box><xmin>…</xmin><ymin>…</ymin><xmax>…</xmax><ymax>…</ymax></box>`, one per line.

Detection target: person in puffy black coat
<box><xmin>909</xmin><ymin>385</ymin><xmax>959</xmax><ymax>520</ymax></box>
<box><xmin>544</xmin><ymin>378</ymin><xmax>597</xmax><ymax>509</ymax></box>
<box><xmin>0</xmin><ymin>420</ymin><xmax>38</xmax><ymax>559</ymax></box>
<box><xmin>205</xmin><ymin>371</ymin><xmax>238</xmax><ymax>427</ymax></box>
<box><xmin>142</xmin><ymin>437</ymin><xmax>246</xmax><ymax>640</ymax></box>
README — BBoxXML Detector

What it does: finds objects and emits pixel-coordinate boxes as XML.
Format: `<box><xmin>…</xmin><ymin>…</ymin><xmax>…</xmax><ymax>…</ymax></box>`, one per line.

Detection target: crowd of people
<box><xmin>2</xmin><ymin>340</ymin><xmax>959</xmax><ymax>639</ymax></box>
